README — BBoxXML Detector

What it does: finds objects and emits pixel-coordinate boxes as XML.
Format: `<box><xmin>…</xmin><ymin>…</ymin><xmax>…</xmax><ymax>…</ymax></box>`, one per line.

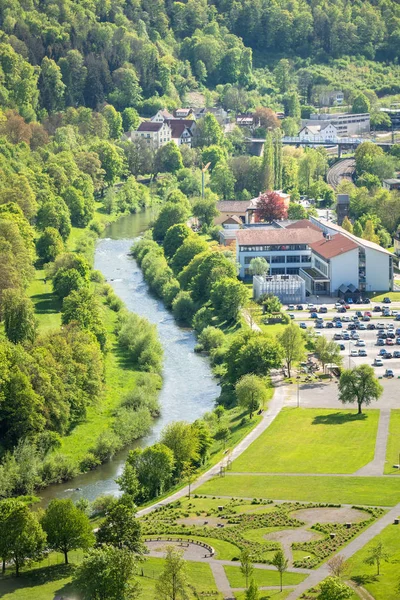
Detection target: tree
<box><xmin>155</xmin><ymin>142</ymin><xmax>184</xmax><ymax>174</ymax></box>
<box><xmin>245</xmin><ymin>579</ymin><xmax>260</xmax><ymax>600</ymax></box>
<box><xmin>42</xmin><ymin>499</ymin><xmax>94</xmax><ymax>564</ymax></box>
<box><xmin>278</xmin><ymin>324</ymin><xmax>305</xmax><ymax>378</ymax></box>
<box><xmin>125</xmin><ymin>443</ymin><xmax>175</xmax><ymax>499</ymax></box>
<box><xmin>164</xmin><ymin>224</ymin><xmax>192</xmax><ymax>259</ymax></box>
<box><xmin>2</xmin><ymin>502</ymin><xmax>46</xmax><ymax>576</ymax></box>
<box><xmin>341</xmin><ymin>217</ymin><xmax>353</xmax><ymax>234</ymax></box>
<box><xmin>210</xmin><ymin>277</ymin><xmax>248</xmax><ymax>322</ymax></box>
<box><xmin>240</xmin><ymin>548</ymin><xmax>254</xmax><ymax>587</ymax></box>
<box><xmin>36</xmin><ymin>227</ymin><xmax>64</xmax><ymax>263</ymax></box>
<box><xmin>249</xmin><ymin>257</ymin><xmax>269</xmax><ymax>277</ymax></box>
<box><xmin>318</xmin><ymin>576</ymin><xmax>352</xmax><ymax>600</ymax></box>
<box><xmin>193</xmin><ymin>113</ymin><xmax>224</xmax><ymax>148</ymax></box>
<box><xmin>2</xmin><ymin>289</ymin><xmax>37</xmax><ymax>344</ymax></box>
<box><xmin>235</xmin><ymin>374</ymin><xmax>269</xmax><ymax>417</ymax></box>
<box><xmin>161</xmin><ymin>421</ymin><xmax>199</xmax><ymax>475</ymax></box>
<box><xmin>153</xmin><ymin>203</ymin><xmax>190</xmax><ymax>241</ymax></box>
<box><xmin>75</xmin><ymin>546</ymin><xmax>140</xmax><ymax>600</ymax></box>
<box><xmin>352</xmin><ymin>93</ymin><xmax>370</xmax><ymax>114</ymax></box>
<box><xmin>192</xmin><ymin>198</ymin><xmax>219</xmax><ymax>227</ymax></box>
<box><xmin>271</xmin><ymin>549</ymin><xmax>288</xmax><ymax>592</ymax></box>
<box><xmin>96</xmin><ymin>498</ymin><xmax>142</xmax><ymax>553</ymax></box>
<box><xmin>338</xmin><ymin>365</ymin><xmax>383</xmax><ymax>415</ymax></box>
<box><xmin>256</xmin><ymin>191</ymin><xmax>288</xmax><ymax>222</ymax></box>
<box><xmin>155</xmin><ymin>546</ymin><xmax>189</xmax><ymax>600</ymax></box>
<box><xmin>314</xmin><ymin>336</ymin><xmax>343</xmax><ymax>371</ymax></box>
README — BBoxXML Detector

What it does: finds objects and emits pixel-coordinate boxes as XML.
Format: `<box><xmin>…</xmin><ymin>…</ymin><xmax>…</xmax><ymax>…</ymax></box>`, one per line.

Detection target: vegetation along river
<box><xmin>40</xmin><ymin>210</ymin><xmax>219</xmax><ymax>505</ymax></box>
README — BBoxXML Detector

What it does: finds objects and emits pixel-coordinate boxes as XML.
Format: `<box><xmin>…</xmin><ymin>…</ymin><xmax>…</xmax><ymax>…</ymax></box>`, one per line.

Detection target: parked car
<box><xmin>374</xmin><ymin>358</ymin><xmax>383</xmax><ymax>366</ymax></box>
<box><xmin>383</xmin><ymin>297</ymin><xmax>392</xmax><ymax>304</ymax></box>
<box><xmin>299</xmin><ymin>322</ymin><xmax>307</xmax><ymax>329</ymax></box>
<box><xmin>358</xmin><ymin>349</ymin><xmax>367</xmax><ymax>357</ymax></box>
<box><xmin>385</xmin><ymin>369</ymin><xmax>394</xmax><ymax>378</ymax></box>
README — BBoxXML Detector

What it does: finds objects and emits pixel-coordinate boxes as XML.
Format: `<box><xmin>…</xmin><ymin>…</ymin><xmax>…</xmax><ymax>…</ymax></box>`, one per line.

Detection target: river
<box><xmin>39</xmin><ymin>210</ymin><xmax>219</xmax><ymax>505</ymax></box>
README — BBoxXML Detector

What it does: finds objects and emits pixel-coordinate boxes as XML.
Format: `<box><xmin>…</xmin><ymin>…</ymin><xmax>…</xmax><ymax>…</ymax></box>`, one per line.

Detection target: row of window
<box><xmin>239</xmin><ymin>244</ymin><xmax>308</xmax><ymax>252</ymax></box>
<box><xmin>244</xmin><ymin>255</ymin><xmax>311</xmax><ymax>265</ymax></box>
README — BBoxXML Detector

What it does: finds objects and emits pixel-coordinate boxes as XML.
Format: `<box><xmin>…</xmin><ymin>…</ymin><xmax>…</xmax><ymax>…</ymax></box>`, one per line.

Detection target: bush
<box><xmin>172</xmin><ymin>291</ymin><xmax>196</xmax><ymax>325</ymax></box>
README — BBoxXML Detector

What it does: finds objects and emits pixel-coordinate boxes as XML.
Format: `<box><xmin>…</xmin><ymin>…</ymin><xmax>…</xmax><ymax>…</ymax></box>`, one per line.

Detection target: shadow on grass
<box><xmin>32</xmin><ymin>292</ymin><xmax>61</xmax><ymax>315</ymax></box>
<box><xmin>351</xmin><ymin>574</ymin><xmax>379</xmax><ymax>586</ymax></box>
<box><xmin>0</xmin><ymin>564</ymin><xmax>75</xmax><ymax>597</ymax></box>
<box><xmin>312</xmin><ymin>412</ymin><xmax>367</xmax><ymax>425</ymax></box>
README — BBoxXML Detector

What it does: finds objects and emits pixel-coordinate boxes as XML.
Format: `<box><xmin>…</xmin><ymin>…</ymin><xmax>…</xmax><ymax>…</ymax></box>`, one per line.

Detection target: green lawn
<box><xmin>224</xmin><ymin>565</ymin><xmax>306</xmax><ymax>588</ymax></box>
<box><xmin>347</xmin><ymin>524</ymin><xmax>400</xmax><ymax>600</ymax></box>
<box><xmin>198</xmin><ymin>474</ymin><xmax>400</xmax><ymax>506</ymax></box>
<box><xmin>232</xmin><ymin>408</ymin><xmax>379</xmax><ymax>474</ymax></box>
<box><xmin>385</xmin><ymin>410</ymin><xmax>400</xmax><ymax>474</ymax></box>
<box><xmin>28</xmin><ymin>269</ymin><xmax>61</xmax><ymax>331</ymax></box>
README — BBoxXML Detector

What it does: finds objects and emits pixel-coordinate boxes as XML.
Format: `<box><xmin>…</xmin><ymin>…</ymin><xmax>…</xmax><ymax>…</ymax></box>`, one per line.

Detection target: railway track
<box><xmin>327</xmin><ymin>158</ymin><xmax>356</xmax><ymax>189</ymax></box>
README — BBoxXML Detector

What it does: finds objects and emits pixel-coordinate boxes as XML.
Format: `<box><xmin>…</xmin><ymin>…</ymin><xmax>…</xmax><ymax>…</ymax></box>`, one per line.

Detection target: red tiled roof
<box><xmin>286</xmin><ymin>219</ymin><xmax>322</xmax><ymax>232</ymax></box>
<box><xmin>309</xmin><ymin>233</ymin><xmax>359</xmax><ymax>259</ymax></box>
<box><xmin>236</xmin><ymin>228</ymin><xmax>323</xmax><ymax>246</ymax></box>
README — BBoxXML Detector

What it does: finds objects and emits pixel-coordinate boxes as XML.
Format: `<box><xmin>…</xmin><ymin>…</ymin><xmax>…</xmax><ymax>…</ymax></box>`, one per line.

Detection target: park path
<box><xmin>286</xmin><ymin>501</ymin><xmax>400</xmax><ymax>600</ymax></box>
<box><xmin>137</xmin><ymin>372</ymin><xmax>288</xmax><ymax>518</ymax></box>
<box><xmin>354</xmin><ymin>408</ymin><xmax>391</xmax><ymax>476</ymax></box>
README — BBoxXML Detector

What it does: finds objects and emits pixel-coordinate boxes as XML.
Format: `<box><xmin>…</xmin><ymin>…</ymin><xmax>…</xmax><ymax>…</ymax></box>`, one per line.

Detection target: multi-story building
<box><xmin>128</xmin><ymin>121</ymin><xmax>171</xmax><ymax>150</ymax></box>
<box><xmin>302</xmin><ymin>112</ymin><xmax>370</xmax><ymax>136</ymax></box>
<box><xmin>236</xmin><ymin>225</ymin><xmax>323</xmax><ymax>279</ymax></box>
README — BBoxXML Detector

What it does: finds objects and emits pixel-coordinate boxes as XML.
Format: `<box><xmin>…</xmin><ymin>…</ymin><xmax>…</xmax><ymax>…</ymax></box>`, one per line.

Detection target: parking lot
<box><xmin>284</xmin><ymin>299</ymin><xmax>400</xmax><ymax>379</ymax></box>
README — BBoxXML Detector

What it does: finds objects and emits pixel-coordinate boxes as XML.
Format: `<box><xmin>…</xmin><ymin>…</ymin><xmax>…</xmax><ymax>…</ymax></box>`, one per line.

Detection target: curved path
<box><xmin>327</xmin><ymin>158</ymin><xmax>356</xmax><ymax>189</ymax></box>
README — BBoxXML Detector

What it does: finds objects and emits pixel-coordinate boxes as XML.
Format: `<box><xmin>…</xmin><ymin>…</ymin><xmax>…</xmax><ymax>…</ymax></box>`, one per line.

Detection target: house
<box><xmin>303</xmin><ymin>113</ymin><xmax>370</xmax><ymax>136</ymax></box>
<box><xmin>151</xmin><ymin>109</ymin><xmax>174</xmax><ymax>122</ymax></box>
<box><xmin>129</xmin><ymin>121</ymin><xmax>172</xmax><ymax>150</ymax></box>
<box><xmin>319</xmin><ymin>90</ymin><xmax>344</xmax><ymax>107</ymax></box>
<box><xmin>236</xmin><ymin>226</ymin><xmax>323</xmax><ymax>279</ymax></box>
<box><xmin>309</xmin><ymin>217</ymin><xmax>394</xmax><ymax>293</ymax></box>
<box><xmin>298</xmin><ymin>123</ymin><xmax>338</xmax><ymax>141</ymax></box>
<box><xmin>383</xmin><ymin>178</ymin><xmax>400</xmax><ymax>191</ymax></box>
<box><xmin>174</xmin><ymin>108</ymin><xmax>194</xmax><ymax>119</ymax></box>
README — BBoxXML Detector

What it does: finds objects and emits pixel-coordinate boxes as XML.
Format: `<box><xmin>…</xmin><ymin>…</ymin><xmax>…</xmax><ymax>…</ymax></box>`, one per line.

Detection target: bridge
<box><xmin>246</xmin><ymin>136</ymin><xmax>396</xmax><ymax>157</ymax></box>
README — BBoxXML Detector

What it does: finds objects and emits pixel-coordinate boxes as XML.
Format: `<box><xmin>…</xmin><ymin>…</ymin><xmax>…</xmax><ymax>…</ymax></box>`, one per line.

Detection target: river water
<box><xmin>39</xmin><ymin>210</ymin><xmax>219</xmax><ymax>505</ymax></box>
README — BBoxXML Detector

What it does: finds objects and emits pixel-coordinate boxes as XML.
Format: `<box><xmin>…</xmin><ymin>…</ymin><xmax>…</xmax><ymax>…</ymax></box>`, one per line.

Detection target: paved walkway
<box><xmin>286</xmin><ymin>501</ymin><xmax>400</xmax><ymax>600</ymax></box>
<box><xmin>355</xmin><ymin>409</ymin><xmax>391</xmax><ymax>476</ymax></box>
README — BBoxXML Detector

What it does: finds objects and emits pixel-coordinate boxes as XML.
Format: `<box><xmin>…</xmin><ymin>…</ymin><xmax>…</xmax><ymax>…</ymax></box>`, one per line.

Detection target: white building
<box><xmin>129</xmin><ymin>121</ymin><xmax>171</xmax><ymax>150</ymax></box>
<box><xmin>303</xmin><ymin>113</ymin><xmax>370</xmax><ymax>136</ymax></box>
<box><xmin>309</xmin><ymin>218</ymin><xmax>394</xmax><ymax>293</ymax></box>
<box><xmin>298</xmin><ymin>123</ymin><xmax>338</xmax><ymax>141</ymax></box>
<box><xmin>236</xmin><ymin>225</ymin><xmax>323</xmax><ymax>279</ymax></box>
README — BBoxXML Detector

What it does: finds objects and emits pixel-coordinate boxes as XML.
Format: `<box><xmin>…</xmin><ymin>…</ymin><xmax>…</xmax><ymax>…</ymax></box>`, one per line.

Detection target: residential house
<box><xmin>129</xmin><ymin>121</ymin><xmax>172</xmax><ymax>150</ymax></box>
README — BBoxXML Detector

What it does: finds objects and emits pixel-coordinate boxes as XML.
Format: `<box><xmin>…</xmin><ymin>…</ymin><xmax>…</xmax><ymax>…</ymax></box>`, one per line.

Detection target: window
<box><xmin>271</xmin><ymin>255</ymin><xmax>285</xmax><ymax>263</ymax></box>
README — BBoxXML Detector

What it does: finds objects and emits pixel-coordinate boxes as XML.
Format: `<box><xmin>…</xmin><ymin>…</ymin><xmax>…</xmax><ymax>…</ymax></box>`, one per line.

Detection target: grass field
<box><xmin>224</xmin><ymin>565</ymin><xmax>306</xmax><ymax>588</ymax></box>
<box><xmin>232</xmin><ymin>408</ymin><xmax>379</xmax><ymax>474</ymax></box>
<box><xmin>198</xmin><ymin>474</ymin><xmax>400</xmax><ymax>506</ymax></box>
<box><xmin>385</xmin><ymin>410</ymin><xmax>400</xmax><ymax>474</ymax></box>
<box><xmin>347</xmin><ymin>524</ymin><xmax>400</xmax><ymax>600</ymax></box>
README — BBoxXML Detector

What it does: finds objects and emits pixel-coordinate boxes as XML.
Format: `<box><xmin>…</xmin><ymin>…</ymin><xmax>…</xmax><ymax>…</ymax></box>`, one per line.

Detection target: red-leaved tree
<box><xmin>256</xmin><ymin>191</ymin><xmax>288</xmax><ymax>222</ymax></box>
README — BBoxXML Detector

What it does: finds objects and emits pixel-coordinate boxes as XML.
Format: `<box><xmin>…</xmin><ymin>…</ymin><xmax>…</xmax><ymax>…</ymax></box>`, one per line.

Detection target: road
<box><xmin>327</xmin><ymin>158</ymin><xmax>356</xmax><ymax>189</ymax></box>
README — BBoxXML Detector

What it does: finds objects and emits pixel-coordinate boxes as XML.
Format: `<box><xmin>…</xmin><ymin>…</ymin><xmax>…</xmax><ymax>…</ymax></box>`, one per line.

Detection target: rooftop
<box><xmin>237</xmin><ymin>228</ymin><xmax>323</xmax><ymax>246</ymax></box>
<box><xmin>309</xmin><ymin>233</ymin><xmax>359</xmax><ymax>260</ymax></box>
